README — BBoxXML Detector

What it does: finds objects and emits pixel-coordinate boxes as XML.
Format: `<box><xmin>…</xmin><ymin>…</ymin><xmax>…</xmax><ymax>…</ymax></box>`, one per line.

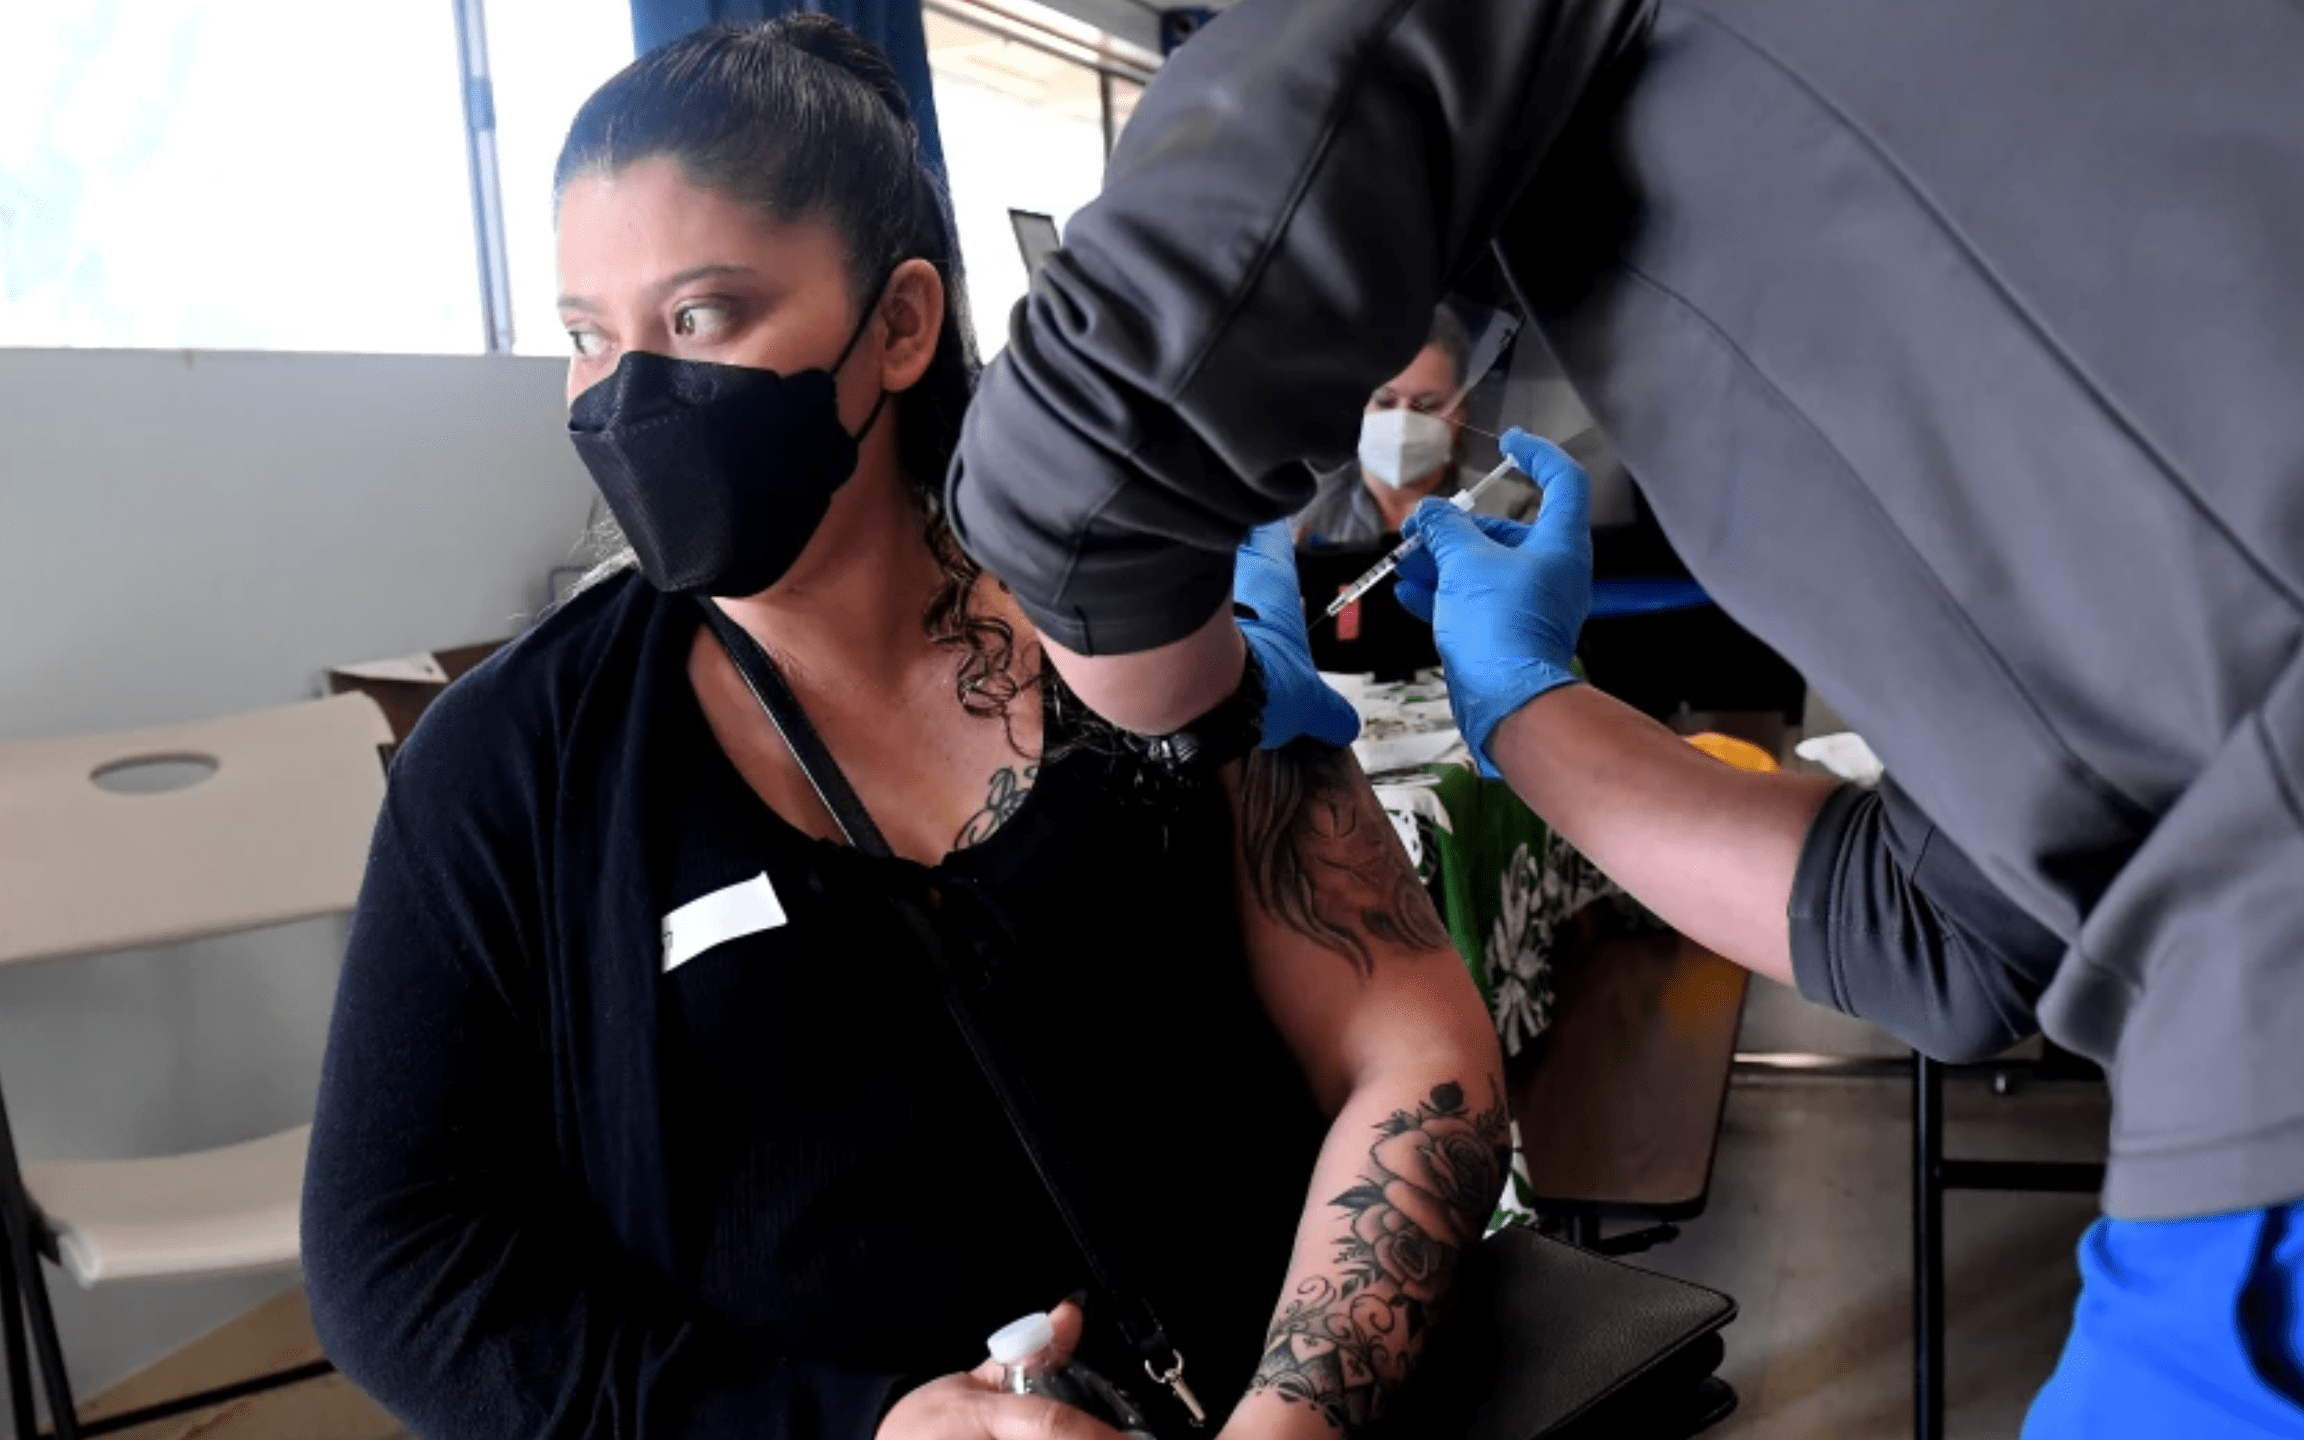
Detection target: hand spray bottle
<box><xmin>987</xmin><ymin>1312</ymin><xmax>1163</xmax><ymax>1439</ymax></box>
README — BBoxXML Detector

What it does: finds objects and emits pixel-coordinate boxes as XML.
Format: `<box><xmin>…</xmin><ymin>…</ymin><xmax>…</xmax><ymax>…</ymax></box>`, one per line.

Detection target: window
<box><xmin>0</xmin><ymin>1</ymin><xmax>1134</xmax><ymax>358</ymax></box>
<box><xmin>477</xmin><ymin>0</ymin><xmax>633</xmax><ymax>357</ymax></box>
<box><xmin>926</xmin><ymin>0</ymin><xmax>1155</xmax><ymax>353</ymax></box>
<box><xmin>0</xmin><ymin>1</ymin><xmax>482</xmax><ymax>353</ymax></box>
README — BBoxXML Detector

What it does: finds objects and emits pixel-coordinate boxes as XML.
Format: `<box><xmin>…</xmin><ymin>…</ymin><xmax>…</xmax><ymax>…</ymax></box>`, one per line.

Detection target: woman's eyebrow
<box><xmin>648</xmin><ymin>263</ymin><xmax>758</xmax><ymax>302</ymax></box>
<box><xmin>556</xmin><ymin>263</ymin><xmax>761</xmax><ymax>315</ymax></box>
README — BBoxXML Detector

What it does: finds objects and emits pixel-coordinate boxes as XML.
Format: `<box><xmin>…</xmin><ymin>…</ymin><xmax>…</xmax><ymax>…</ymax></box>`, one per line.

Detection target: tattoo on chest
<box><xmin>953</xmin><ymin>763</ymin><xmax>1039</xmax><ymax>849</ymax></box>
<box><xmin>1248</xmin><ymin>1078</ymin><xmax>1510</xmax><ymax>1433</ymax></box>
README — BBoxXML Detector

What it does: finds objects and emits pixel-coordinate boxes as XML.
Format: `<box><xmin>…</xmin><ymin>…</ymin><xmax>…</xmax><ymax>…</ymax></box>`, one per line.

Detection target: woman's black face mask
<box><xmin>566</xmin><ymin>299</ymin><xmax>888</xmax><ymax>598</ymax></box>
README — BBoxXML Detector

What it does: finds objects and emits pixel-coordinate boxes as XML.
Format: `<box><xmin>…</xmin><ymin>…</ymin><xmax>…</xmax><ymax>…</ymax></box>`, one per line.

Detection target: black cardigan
<box><xmin>301</xmin><ymin>575</ymin><xmax>1326</xmax><ymax>1438</ymax></box>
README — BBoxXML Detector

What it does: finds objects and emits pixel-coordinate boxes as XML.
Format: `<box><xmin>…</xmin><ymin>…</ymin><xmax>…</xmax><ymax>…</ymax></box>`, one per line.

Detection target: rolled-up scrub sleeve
<box><xmin>1788</xmin><ymin>779</ymin><xmax>2067</xmax><ymax>1064</ymax></box>
<box><xmin>945</xmin><ymin>0</ymin><xmax>1650</xmax><ymax>656</ymax></box>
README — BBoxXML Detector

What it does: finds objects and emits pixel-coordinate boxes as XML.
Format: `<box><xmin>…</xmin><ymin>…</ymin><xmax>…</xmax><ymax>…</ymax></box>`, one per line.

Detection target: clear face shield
<box><xmin>1305</xmin><ymin>291</ymin><xmax>1634</xmax><ymax>655</ymax></box>
<box><xmin>1355</xmin><ymin>298</ymin><xmax>1521</xmax><ymax>488</ymax></box>
<box><xmin>1442</xmin><ymin>293</ymin><xmax>1629</xmax><ymax>528</ymax></box>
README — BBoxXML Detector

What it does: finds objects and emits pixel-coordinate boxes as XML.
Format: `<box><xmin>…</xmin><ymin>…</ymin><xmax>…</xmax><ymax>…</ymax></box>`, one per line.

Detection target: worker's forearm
<box><xmin>1038</xmin><ymin>603</ymin><xmax>1245</xmax><ymax>735</ymax></box>
<box><xmin>1490</xmin><ymin>686</ymin><xmax>1836</xmax><ymax>985</ymax></box>
<box><xmin>1227</xmin><ymin>1068</ymin><xmax>1508</xmax><ymax>1438</ymax></box>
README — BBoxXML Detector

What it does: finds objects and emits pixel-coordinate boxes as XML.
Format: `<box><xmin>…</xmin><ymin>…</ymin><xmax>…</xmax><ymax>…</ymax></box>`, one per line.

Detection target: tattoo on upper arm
<box><xmin>1248</xmin><ymin>1078</ymin><xmax>1510</xmax><ymax>1433</ymax></box>
<box><xmin>1239</xmin><ymin>740</ymin><xmax>1452</xmax><ymax>978</ymax></box>
<box><xmin>954</xmin><ymin>763</ymin><xmax>1038</xmax><ymax>848</ymax></box>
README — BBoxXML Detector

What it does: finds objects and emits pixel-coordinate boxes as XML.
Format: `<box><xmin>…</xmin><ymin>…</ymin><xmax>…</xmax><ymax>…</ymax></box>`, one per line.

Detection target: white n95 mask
<box><xmin>1357</xmin><ymin>408</ymin><xmax>1455</xmax><ymax>488</ymax></box>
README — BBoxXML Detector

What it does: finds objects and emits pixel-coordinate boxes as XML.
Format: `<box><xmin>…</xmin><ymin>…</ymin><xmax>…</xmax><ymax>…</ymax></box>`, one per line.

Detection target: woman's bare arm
<box><xmin>1220</xmin><ymin>744</ymin><xmax>1507</xmax><ymax>1438</ymax></box>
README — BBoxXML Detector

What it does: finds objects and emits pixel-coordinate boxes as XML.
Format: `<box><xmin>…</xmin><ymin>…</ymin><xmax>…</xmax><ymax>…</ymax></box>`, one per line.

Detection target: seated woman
<box><xmin>301</xmin><ymin>17</ymin><xmax>1503</xmax><ymax>1440</ymax></box>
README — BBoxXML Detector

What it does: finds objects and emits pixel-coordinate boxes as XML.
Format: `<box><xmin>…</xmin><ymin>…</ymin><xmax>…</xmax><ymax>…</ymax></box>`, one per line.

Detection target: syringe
<box><xmin>1320</xmin><ymin>457</ymin><xmax>1519</xmax><ymax>623</ymax></box>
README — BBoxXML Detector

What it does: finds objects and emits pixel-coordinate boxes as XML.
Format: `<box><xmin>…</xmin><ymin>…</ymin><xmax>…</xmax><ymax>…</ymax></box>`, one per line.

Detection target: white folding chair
<box><xmin>0</xmin><ymin>693</ymin><xmax>390</xmax><ymax>1439</ymax></box>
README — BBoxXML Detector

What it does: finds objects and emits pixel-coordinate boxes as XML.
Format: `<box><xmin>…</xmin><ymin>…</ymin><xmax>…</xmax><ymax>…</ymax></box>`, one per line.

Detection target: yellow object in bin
<box><xmin>1685</xmin><ymin>732</ymin><xmax>1779</xmax><ymax>774</ymax></box>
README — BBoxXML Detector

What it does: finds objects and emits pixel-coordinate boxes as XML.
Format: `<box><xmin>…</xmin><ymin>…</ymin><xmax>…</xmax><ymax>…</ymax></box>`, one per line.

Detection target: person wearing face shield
<box><xmin>299</xmin><ymin>16</ymin><xmax>1505</xmax><ymax>1440</ymax></box>
<box><xmin>1293</xmin><ymin>308</ymin><xmax>1537</xmax><ymax>548</ymax></box>
<box><xmin>946</xmin><ymin>0</ymin><xmax>2304</xmax><ymax>1434</ymax></box>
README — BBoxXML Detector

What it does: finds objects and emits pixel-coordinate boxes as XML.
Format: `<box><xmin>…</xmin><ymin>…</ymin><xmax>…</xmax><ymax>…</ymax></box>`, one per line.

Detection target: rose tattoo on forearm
<box><xmin>1248</xmin><ymin>1078</ymin><xmax>1510</xmax><ymax>1432</ymax></box>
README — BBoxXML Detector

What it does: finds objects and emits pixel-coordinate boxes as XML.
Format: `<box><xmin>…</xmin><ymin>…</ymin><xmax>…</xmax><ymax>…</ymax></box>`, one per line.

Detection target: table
<box><xmin>1334</xmin><ymin>672</ymin><xmax>1773</xmax><ymax>1242</ymax></box>
<box><xmin>1340</xmin><ymin>673</ymin><xmax>1648</xmax><ymax>1057</ymax></box>
<box><xmin>1511</xmin><ymin>930</ymin><xmax>1750</xmax><ymax>1236</ymax></box>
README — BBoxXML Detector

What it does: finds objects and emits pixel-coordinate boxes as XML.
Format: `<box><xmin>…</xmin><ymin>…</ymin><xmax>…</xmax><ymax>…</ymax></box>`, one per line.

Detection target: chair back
<box><xmin>0</xmin><ymin>693</ymin><xmax>391</xmax><ymax>966</ymax></box>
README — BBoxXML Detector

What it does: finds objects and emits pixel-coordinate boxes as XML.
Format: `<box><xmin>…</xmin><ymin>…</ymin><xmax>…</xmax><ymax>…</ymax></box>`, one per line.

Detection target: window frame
<box><xmin>452</xmin><ymin>0</ymin><xmax>516</xmax><ymax>354</ymax></box>
<box><xmin>920</xmin><ymin>0</ymin><xmax>1157</xmax><ymax>160</ymax></box>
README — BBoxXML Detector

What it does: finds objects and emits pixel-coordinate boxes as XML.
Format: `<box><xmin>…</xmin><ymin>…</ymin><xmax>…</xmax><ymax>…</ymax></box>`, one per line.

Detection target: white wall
<box><xmin>0</xmin><ymin>349</ymin><xmax>593</xmax><ymax>739</ymax></box>
<box><xmin>0</xmin><ymin>348</ymin><xmax>594</xmax><ymax>1421</ymax></box>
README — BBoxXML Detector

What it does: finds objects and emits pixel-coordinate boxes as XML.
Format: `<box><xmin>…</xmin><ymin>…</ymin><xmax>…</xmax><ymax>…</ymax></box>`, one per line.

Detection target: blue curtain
<box><xmin>630</xmin><ymin>0</ymin><xmax>946</xmax><ymax>173</ymax></box>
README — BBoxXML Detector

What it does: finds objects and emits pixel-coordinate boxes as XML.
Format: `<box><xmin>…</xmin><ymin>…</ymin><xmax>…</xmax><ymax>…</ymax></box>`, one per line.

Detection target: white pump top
<box><xmin>985</xmin><ymin>1312</ymin><xmax>1057</xmax><ymax>1367</ymax></box>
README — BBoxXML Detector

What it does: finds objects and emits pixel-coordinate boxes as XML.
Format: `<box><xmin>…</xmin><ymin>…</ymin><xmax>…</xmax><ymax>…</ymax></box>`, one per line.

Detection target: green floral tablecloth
<box><xmin>1343</xmin><ymin>673</ymin><xmax>1639</xmax><ymax>1057</ymax></box>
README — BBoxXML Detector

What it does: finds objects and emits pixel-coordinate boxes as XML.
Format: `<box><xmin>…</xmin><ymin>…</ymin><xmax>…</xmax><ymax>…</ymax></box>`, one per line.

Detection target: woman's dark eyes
<box><xmin>673</xmin><ymin>302</ymin><xmax>733</xmax><ymax>337</ymax></box>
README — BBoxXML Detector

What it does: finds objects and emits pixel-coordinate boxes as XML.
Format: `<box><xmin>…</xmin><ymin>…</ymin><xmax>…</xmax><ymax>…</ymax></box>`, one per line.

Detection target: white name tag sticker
<box><xmin>661</xmin><ymin>872</ymin><xmax>788</xmax><ymax>973</ymax></box>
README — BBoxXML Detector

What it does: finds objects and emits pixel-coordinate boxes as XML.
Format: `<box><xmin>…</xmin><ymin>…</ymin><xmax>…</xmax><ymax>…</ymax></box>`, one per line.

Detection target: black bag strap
<box><xmin>695</xmin><ymin>599</ymin><xmax>1206</xmax><ymax>1427</ymax></box>
<box><xmin>696</xmin><ymin>601</ymin><xmax>891</xmax><ymax>855</ymax></box>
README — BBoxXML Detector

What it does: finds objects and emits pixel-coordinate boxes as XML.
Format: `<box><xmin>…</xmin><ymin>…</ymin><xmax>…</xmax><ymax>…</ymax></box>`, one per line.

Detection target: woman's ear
<box><xmin>874</xmin><ymin>257</ymin><xmax>945</xmax><ymax>393</ymax></box>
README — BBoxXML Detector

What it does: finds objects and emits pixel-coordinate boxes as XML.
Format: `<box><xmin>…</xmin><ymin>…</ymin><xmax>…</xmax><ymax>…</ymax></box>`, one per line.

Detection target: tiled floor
<box><xmin>1639</xmin><ymin>977</ymin><xmax>2108</xmax><ymax>1439</ymax></box>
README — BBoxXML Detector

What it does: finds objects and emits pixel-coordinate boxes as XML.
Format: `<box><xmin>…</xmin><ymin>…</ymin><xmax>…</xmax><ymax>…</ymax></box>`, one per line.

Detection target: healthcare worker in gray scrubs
<box><xmin>944</xmin><ymin>0</ymin><xmax>2304</xmax><ymax>1433</ymax></box>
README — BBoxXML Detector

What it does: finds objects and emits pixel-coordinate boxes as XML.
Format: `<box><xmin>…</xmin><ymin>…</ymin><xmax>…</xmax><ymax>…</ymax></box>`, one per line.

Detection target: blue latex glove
<box><xmin>1234</xmin><ymin>521</ymin><xmax>1361</xmax><ymax>749</ymax></box>
<box><xmin>1393</xmin><ymin>428</ymin><xmax>1590</xmax><ymax>777</ymax></box>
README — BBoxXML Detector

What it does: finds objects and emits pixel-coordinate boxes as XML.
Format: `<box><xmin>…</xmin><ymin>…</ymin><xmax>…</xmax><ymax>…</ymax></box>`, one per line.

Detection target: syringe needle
<box><xmin>1318</xmin><ymin>457</ymin><xmax>1519</xmax><ymax>624</ymax></box>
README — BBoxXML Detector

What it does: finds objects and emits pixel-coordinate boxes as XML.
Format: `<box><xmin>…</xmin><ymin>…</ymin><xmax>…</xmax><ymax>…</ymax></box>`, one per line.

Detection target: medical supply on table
<box><xmin>1795</xmin><ymin>731</ymin><xmax>1884</xmax><ymax>787</ymax></box>
<box><xmin>987</xmin><ymin>1313</ymin><xmax>1162</xmax><ymax>1439</ymax></box>
<box><xmin>1321</xmin><ymin>457</ymin><xmax>1520</xmax><ymax>623</ymax></box>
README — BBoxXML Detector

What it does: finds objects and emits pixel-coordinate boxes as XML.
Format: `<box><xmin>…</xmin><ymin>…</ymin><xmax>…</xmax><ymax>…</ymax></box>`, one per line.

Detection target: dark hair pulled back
<box><xmin>556</xmin><ymin>15</ymin><xmax>1023</xmax><ymax>722</ymax></box>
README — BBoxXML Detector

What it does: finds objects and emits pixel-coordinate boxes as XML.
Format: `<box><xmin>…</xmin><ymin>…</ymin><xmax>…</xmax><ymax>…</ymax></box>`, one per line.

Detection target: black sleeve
<box><xmin>301</xmin><ymin>727</ymin><xmax>910</xmax><ymax>1439</ymax></box>
<box><xmin>946</xmin><ymin>0</ymin><xmax>1651</xmax><ymax>656</ymax></box>
<box><xmin>1788</xmin><ymin>778</ymin><xmax>2066</xmax><ymax>1063</ymax></box>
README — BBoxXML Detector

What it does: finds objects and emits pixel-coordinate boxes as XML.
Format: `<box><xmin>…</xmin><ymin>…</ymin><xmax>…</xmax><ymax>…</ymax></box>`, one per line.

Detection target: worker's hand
<box><xmin>1235</xmin><ymin>522</ymin><xmax>1361</xmax><ymax>749</ymax></box>
<box><xmin>878</xmin><ymin>1302</ymin><xmax>1127</xmax><ymax>1440</ymax></box>
<box><xmin>1394</xmin><ymin>429</ymin><xmax>1589</xmax><ymax>777</ymax></box>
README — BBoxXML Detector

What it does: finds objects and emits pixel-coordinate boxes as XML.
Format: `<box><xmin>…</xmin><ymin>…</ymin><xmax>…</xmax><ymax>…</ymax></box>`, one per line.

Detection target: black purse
<box><xmin>698</xmin><ymin>601</ymin><xmax>1737</xmax><ymax>1439</ymax></box>
<box><xmin>1374</xmin><ymin>1227</ymin><xmax>1737</xmax><ymax>1440</ymax></box>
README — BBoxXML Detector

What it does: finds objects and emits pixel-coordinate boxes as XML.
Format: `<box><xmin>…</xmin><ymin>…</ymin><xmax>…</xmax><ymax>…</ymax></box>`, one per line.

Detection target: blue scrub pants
<box><xmin>2025</xmin><ymin>1200</ymin><xmax>2304</xmax><ymax>1437</ymax></box>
